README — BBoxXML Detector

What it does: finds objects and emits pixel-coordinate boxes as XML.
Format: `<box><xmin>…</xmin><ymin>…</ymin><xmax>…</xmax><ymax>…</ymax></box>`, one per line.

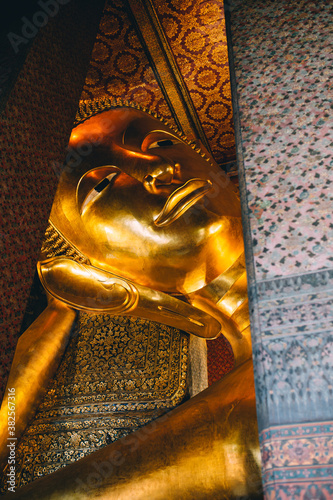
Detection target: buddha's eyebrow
<box><xmin>122</xmin><ymin>116</ymin><xmax>175</xmax><ymax>149</ymax></box>
<box><xmin>122</xmin><ymin>119</ymin><xmax>148</xmax><ymax>148</ymax></box>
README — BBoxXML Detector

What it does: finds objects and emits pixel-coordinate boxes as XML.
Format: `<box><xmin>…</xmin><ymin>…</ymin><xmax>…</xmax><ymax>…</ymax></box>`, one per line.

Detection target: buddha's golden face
<box><xmin>50</xmin><ymin>107</ymin><xmax>243</xmax><ymax>294</ymax></box>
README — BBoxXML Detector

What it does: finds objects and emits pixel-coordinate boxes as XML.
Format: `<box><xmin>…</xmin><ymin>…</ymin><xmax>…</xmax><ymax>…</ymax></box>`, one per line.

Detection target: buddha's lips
<box><xmin>154</xmin><ymin>178</ymin><xmax>213</xmax><ymax>227</ymax></box>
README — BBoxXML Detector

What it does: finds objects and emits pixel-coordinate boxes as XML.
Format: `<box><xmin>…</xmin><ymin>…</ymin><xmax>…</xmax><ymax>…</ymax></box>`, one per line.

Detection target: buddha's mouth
<box><xmin>154</xmin><ymin>178</ymin><xmax>213</xmax><ymax>227</ymax></box>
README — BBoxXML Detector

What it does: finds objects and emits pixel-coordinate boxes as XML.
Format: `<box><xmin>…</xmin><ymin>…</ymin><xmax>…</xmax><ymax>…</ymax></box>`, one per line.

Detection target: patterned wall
<box><xmin>0</xmin><ymin>0</ymin><xmax>104</xmax><ymax>401</ymax></box>
<box><xmin>81</xmin><ymin>0</ymin><xmax>175</xmax><ymax>124</ymax></box>
<box><xmin>230</xmin><ymin>0</ymin><xmax>333</xmax><ymax>280</ymax></box>
<box><xmin>228</xmin><ymin>0</ymin><xmax>333</xmax><ymax>497</ymax></box>
<box><xmin>207</xmin><ymin>335</ymin><xmax>234</xmax><ymax>384</ymax></box>
<box><xmin>81</xmin><ymin>0</ymin><xmax>236</xmax><ymax>166</ymax></box>
<box><xmin>154</xmin><ymin>0</ymin><xmax>236</xmax><ymax>164</ymax></box>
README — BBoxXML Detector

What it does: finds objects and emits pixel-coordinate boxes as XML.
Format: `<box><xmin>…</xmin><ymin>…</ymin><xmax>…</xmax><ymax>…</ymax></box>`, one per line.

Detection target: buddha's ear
<box><xmin>37</xmin><ymin>257</ymin><xmax>222</xmax><ymax>339</ymax></box>
<box><xmin>37</xmin><ymin>257</ymin><xmax>136</xmax><ymax>313</ymax></box>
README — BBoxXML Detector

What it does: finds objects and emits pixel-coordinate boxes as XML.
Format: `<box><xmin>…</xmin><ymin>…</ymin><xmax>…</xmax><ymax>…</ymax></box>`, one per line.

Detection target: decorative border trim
<box><xmin>257</xmin><ymin>268</ymin><xmax>333</xmax><ymax>301</ymax></box>
<box><xmin>260</xmin><ymin>422</ymin><xmax>333</xmax><ymax>484</ymax></box>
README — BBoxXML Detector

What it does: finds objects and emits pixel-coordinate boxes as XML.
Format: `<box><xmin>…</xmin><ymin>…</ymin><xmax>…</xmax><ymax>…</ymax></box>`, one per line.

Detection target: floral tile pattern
<box><xmin>254</xmin><ymin>331</ymin><xmax>333</xmax><ymax>429</ymax></box>
<box><xmin>230</xmin><ymin>0</ymin><xmax>333</xmax><ymax>281</ymax></box>
<box><xmin>81</xmin><ymin>0</ymin><xmax>175</xmax><ymax>123</ymax></box>
<box><xmin>250</xmin><ymin>270</ymin><xmax>333</xmax><ymax>497</ymax></box>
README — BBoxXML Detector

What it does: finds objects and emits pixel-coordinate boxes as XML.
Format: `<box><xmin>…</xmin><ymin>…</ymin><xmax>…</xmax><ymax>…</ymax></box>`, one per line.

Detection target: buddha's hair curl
<box><xmin>40</xmin><ymin>221</ymin><xmax>90</xmax><ymax>264</ymax></box>
<box><xmin>75</xmin><ymin>97</ymin><xmax>214</xmax><ymax>167</ymax></box>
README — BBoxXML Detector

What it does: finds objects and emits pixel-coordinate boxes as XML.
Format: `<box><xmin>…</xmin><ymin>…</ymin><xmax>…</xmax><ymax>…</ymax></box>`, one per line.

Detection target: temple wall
<box><xmin>0</xmin><ymin>0</ymin><xmax>104</xmax><ymax>399</ymax></box>
<box><xmin>1</xmin><ymin>0</ymin><xmax>332</xmax><ymax>496</ymax></box>
<box><xmin>228</xmin><ymin>0</ymin><xmax>333</xmax><ymax>497</ymax></box>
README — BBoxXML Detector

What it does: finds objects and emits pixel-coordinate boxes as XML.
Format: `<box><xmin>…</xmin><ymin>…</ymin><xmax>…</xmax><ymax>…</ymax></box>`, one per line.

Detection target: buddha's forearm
<box><xmin>188</xmin><ymin>293</ymin><xmax>252</xmax><ymax>366</ymax></box>
<box><xmin>0</xmin><ymin>301</ymin><xmax>76</xmax><ymax>468</ymax></box>
<box><xmin>38</xmin><ymin>257</ymin><xmax>222</xmax><ymax>339</ymax></box>
<box><xmin>188</xmin><ymin>253</ymin><xmax>252</xmax><ymax>366</ymax></box>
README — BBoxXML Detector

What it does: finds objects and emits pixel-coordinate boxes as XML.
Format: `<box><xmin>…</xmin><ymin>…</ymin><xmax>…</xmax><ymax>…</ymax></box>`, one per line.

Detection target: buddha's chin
<box><xmin>86</xmin><ymin>213</ymin><xmax>242</xmax><ymax>294</ymax></box>
<box><xmin>133</xmin><ymin>259</ymin><xmax>224</xmax><ymax>295</ymax></box>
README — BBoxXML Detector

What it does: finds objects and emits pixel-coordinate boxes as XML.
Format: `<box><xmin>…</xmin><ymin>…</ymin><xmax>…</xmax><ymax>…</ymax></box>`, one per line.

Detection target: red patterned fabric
<box><xmin>207</xmin><ymin>335</ymin><xmax>234</xmax><ymax>385</ymax></box>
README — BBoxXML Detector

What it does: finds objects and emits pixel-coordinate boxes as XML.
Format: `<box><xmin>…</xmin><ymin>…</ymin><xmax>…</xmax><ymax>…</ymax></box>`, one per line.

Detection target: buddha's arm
<box><xmin>188</xmin><ymin>253</ymin><xmax>253</xmax><ymax>366</ymax></box>
<box><xmin>38</xmin><ymin>257</ymin><xmax>222</xmax><ymax>339</ymax></box>
<box><xmin>0</xmin><ymin>300</ymin><xmax>76</xmax><ymax>468</ymax></box>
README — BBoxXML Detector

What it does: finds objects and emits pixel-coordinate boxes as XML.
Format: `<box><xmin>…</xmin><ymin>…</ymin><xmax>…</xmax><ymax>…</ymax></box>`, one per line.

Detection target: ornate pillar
<box><xmin>227</xmin><ymin>0</ymin><xmax>333</xmax><ymax>498</ymax></box>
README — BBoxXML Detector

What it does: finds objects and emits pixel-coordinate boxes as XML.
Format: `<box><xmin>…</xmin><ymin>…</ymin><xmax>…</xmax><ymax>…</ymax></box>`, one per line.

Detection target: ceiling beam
<box><xmin>126</xmin><ymin>0</ymin><xmax>211</xmax><ymax>154</ymax></box>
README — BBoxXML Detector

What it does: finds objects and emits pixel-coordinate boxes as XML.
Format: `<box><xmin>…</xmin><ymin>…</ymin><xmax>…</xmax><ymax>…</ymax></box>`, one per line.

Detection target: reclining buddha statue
<box><xmin>0</xmin><ymin>99</ymin><xmax>262</xmax><ymax>499</ymax></box>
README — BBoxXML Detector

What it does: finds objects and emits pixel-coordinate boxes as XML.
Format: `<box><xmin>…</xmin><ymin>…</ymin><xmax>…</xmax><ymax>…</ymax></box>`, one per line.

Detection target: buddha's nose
<box><xmin>143</xmin><ymin>162</ymin><xmax>181</xmax><ymax>194</ymax></box>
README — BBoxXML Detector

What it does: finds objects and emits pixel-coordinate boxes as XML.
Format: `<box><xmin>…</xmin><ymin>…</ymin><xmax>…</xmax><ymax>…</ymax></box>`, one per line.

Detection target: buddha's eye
<box><xmin>80</xmin><ymin>171</ymin><xmax>119</xmax><ymax>214</ymax></box>
<box><xmin>94</xmin><ymin>177</ymin><xmax>112</xmax><ymax>193</ymax></box>
<box><xmin>140</xmin><ymin>130</ymin><xmax>183</xmax><ymax>152</ymax></box>
<box><xmin>147</xmin><ymin>138</ymin><xmax>180</xmax><ymax>150</ymax></box>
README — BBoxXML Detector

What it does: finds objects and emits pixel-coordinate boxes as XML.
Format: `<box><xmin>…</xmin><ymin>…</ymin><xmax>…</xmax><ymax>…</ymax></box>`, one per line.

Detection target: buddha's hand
<box><xmin>38</xmin><ymin>257</ymin><xmax>138</xmax><ymax>314</ymax></box>
<box><xmin>38</xmin><ymin>257</ymin><xmax>222</xmax><ymax>339</ymax></box>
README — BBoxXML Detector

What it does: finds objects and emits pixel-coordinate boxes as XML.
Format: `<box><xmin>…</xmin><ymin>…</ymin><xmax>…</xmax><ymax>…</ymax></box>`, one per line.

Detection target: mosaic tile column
<box><xmin>0</xmin><ymin>0</ymin><xmax>104</xmax><ymax>400</ymax></box>
<box><xmin>227</xmin><ymin>0</ymin><xmax>333</xmax><ymax>498</ymax></box>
